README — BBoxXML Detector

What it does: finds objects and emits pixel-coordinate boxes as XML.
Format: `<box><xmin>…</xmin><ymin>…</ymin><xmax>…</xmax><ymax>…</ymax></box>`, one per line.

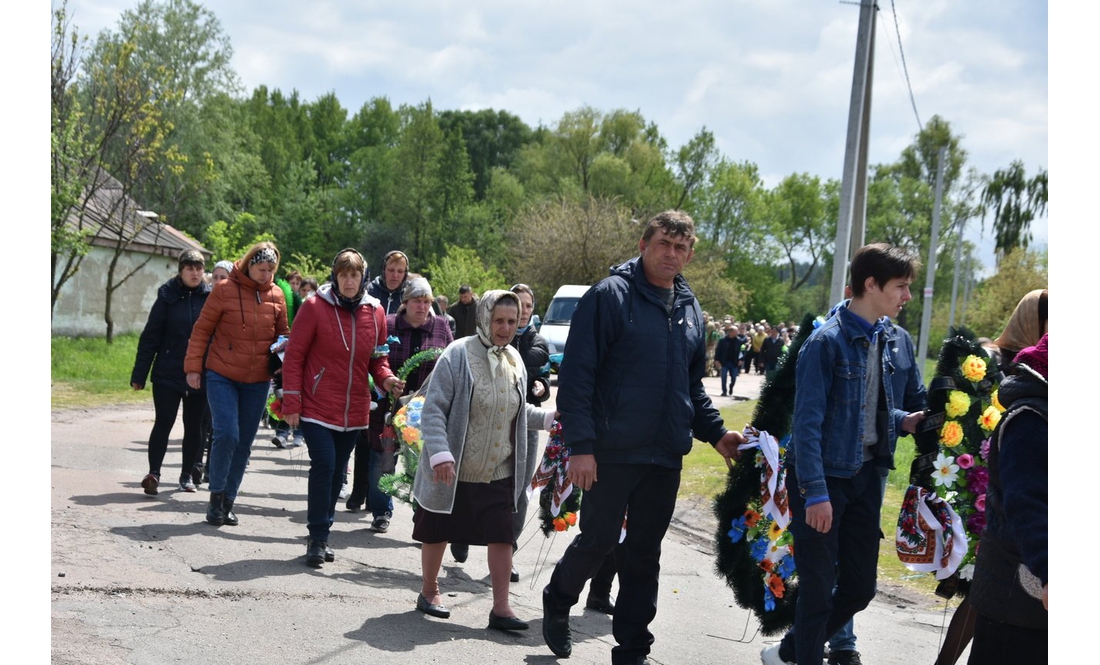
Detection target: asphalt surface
<box><xmin>50</xmin><ymin>371</ymin><xmax>966</xmax><ymax>664</ymax></box>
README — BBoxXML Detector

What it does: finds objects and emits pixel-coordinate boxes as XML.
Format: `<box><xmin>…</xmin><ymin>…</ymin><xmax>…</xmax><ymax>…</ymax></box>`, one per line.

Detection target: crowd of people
<box><xmin>127</xmin><ymin>212</ymin><xmax>1046</xmax><ymax>664</ymax></box>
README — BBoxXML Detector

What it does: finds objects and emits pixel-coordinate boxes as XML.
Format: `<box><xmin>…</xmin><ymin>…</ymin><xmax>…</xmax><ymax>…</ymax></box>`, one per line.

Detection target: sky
<box><xmin>54</xmin><ymin>0</ymin><xmax>1050</xmax><ymax>275</ymax></box>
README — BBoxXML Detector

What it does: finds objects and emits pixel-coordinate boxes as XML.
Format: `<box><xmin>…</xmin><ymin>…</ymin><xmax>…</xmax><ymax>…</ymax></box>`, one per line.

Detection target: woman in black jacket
<box><xmin>130</xmin><ymin>250</ymin><xmax>212</xmax><ymax>495</ymax></box>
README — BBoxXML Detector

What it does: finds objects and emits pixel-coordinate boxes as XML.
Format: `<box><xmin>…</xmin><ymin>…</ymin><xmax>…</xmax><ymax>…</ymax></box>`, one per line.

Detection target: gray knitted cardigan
<box><xmin>412</xmin><ymin>335</ymin><xmax>554</xmax><ymax>514</ymax></box>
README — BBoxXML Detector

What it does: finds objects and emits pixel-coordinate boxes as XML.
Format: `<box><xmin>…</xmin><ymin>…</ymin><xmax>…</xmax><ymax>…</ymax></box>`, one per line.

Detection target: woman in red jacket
<box><xmin>281</xmin><ymin>249</ymin><xmax>404</xmax><ymax>567</ymax></box>
<box><xmin>185</xmin><ymin>241</ymin><xmax>289</xmax><ymax>527</ymax></box>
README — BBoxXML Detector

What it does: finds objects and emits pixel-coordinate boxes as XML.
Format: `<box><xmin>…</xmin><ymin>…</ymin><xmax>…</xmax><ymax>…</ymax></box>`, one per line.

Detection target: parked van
<box><xmin>540</xmin><ymin>284</ymin><xmax>590</xmax><ymax>373</ymax></box>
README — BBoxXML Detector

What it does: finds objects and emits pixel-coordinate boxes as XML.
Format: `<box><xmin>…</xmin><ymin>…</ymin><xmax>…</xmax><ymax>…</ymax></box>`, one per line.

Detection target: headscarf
<box><xmin>1013</xmin><ymin>332</ymin><xmax>1048</xmax><ymax>382</ymax></box>
<box><xmin>994</xmin><ymin>289</ymin><xmax>1047</xmax><ymax>358</ymax></box>
<box><xmin>214</xmin><ymin>260</ymin><xmax>234</xmax><ymax>274</ymax></box>
<box><xmin>476</xmin><ymin>290</ymin><xmax>523</xmax><ymax>386</ymax></box>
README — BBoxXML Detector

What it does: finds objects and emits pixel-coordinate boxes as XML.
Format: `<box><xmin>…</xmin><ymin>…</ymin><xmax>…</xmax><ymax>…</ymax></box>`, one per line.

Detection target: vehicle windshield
<box><xmin>544</xmin><ymin>297</ymin><xmax>580</xmax><ymax>325</ymax></box>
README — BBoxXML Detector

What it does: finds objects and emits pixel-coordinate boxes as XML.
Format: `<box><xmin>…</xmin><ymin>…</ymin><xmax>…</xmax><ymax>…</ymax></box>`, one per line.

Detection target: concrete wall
<box><xmin>52</xmin><ymin>247</ymin><xmax>180</xmax><ymax>337</ymax></box>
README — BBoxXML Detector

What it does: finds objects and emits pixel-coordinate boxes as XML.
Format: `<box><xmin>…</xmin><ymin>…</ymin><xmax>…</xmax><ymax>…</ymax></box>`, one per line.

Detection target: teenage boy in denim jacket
<box><xmin>762</xmin><ymin>243</ymin><xmax>928</xmax><ymax>665</ymax></box>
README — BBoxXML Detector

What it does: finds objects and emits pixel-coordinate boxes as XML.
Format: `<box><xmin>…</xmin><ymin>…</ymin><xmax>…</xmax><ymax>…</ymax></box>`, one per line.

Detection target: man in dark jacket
<box><xmin>714</xmin><ymin>325</ymin><xmax>740</xmax><ymax>397</ymax></box>
<box><xmin>541</xmin><ymin>210</ymin><xmax>746</xmax><ymax>665</ymax></box>
<box><xmin>447</xmin><ymin>285</ymin><xmax>478</xmax><ymax>337</ymax></box>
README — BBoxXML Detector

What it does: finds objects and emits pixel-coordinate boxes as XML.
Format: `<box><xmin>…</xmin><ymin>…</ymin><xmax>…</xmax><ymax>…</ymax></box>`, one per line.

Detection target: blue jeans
<box><xmin>205</xmin><ymin>370</ymin><xmax>270</xmax><ymax>500</ymax></box>
<box><xmin>367</xmin><ymin>447</ymin><xmax>395</xmax><ymax>519</ymax></box>
<box><xmin>546</xmin><ymin>463</ymin><xmax>680</xmax><ymax>665</ymax></box>
<box><xmin>776</xmin><ymin>462</ymin><xmax>883</xmax><ymax>665</ymax></box>
<box><xmin>720</xmin><ymin>361</ymin><xmax>739</xmax><ymax>394</ymax></box>
<box><xmin>301</xmin><ymin>422</ymin><xmax>360</xmax><ymax>542</ymax></box>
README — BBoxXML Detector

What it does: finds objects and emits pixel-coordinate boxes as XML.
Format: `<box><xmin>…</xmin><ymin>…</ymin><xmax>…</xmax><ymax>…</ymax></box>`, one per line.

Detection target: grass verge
<box><xmin>51</xmin><ymin>334</ymin><xmax>149</xmax><ymax>409</ymax></box>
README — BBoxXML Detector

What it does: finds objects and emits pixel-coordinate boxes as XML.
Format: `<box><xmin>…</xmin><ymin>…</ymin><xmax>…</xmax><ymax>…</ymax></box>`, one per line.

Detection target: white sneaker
<box><xmin>338</xmin><ymin>483</ymin><xmax>350</xmax><ymax>499</ymax></box>
<box><xmin>760</xmin><ymin>644</ymin><xmax>794</xmax><ymax>665</ymax></box>
<box><xmin>272</xmin><ymin>434</ymin><xmax>286</xmax><ymax>449</ymax></box>
<box><xmin>292</xmin><ymin>434</ymin><xmax>305</xmax><ymax>447</ymax></box>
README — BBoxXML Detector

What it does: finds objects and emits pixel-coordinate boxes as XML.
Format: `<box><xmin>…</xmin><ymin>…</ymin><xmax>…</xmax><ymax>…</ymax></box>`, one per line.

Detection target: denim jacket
<box><xmin>787</xmin><ymin>303</ymin><xmax>927</xmax><ymax>499</ymax></box>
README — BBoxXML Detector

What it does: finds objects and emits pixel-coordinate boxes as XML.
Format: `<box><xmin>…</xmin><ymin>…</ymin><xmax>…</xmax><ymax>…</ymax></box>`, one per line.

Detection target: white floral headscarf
<box><xmin>476</xmin><ymin>290</ymin><xmax>523</xmax><ymax>385</ymax></box>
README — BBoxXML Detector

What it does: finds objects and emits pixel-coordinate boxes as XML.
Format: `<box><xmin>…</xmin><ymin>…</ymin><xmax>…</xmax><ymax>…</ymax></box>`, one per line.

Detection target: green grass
<box><xmin>51</xmin><ymin>334</ymin><xmax>149</xmax><ymax>409</ymax></box>
<box><xmin>682</xmin><ymin>400</ymin><xmax>939</xmax><ymax>598</ymax></box>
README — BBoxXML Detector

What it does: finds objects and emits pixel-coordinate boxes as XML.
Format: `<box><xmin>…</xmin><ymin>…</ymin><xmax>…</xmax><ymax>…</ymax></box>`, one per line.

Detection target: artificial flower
<box><xmin>564</xmin><ymin>512</ymin><xmax>577</xmax><ymax>526</ymax></box>
<box><xmin>961</xmin><ymin>355</ymin><xmax>988</xmax><ymax>382</ymax></box>
<box><xmin>946</xmin><ymin>391</ymin><xmax>971</xmax><ymax>418</ymax></box>
<box><xmin>966</xmin><ymin>512</ymin><xmax>986</xmax><ymax>535</ymax></box>
<box><xmin>763</xmin><ymin>587</ymin><xmax>776</xmax><ymax>612</ymax></box>
<box><xmin>750</xmin><ymin>536</ymin><xmax>770</xmax><ymax>562</ymax></box>
<box><xmin>727</xmin><ymin>517</ymin><xmax>747</xmax><ymax>543</ymax></box>
<box><xmin>991</xmin><ymin>389</ymin><xmax>1004</xmax><ymax>412</ymax></box>
<box><xmin>939</xmin><ymin>421</ymin><xmax>964</xmax><ymax>448</ymax></box>
<box><xmin>933</xmin><ymin>453</ymin><xmax>960</xmax><ymax>488</ymax></box>
<box><xmin>956</xmin><ymin>453</ymin><xmax>974</xmax><ymax>470</ymax></box>
<box><xmin>967</xmin><ymin>466</ymin><xmax>990</xmax><ymax>495</ymax></box>
<box><xmin>553</xmin><ymin>517</ymin><xmax>568</xmax><ymax>532</ymax></box>
<box><xmin>767</xmin><ymin>573</ymin><xmax>786</xmax><ymax>598</ymax></box>
<box><xmin>980</xmin><ymin>438</ymin><xmax>992</xmax><ymax>460</ymax></box>
<box><xmin>768</xmin><ymin>520</ymin><xmax>786</xmax><ymax>541</ymax></box>
<box><xmin>744</xmin><ymin>509</ymin><xmax>762</xmax><ymax>528</ymax></box>
<box><xmin>777</xmin><ymin>555</ymin><xmax>796</xmax><ymax>579</ymax></box>
<box><xmin>974</xmin><ymin>494</ymin><xmax>986</xmax><ymax>512</ymax></box>
<box><xmin>978</xmin><ymin>405</ymin><xmax>1001</xmax><ymax>433</ymax></box>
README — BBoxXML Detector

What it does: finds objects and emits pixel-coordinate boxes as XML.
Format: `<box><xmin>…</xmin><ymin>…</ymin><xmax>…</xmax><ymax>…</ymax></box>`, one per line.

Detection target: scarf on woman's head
<box><xmin>994</xmin><ymin>289</ymin><xmax>1047</xmax><ymax>359</ymax></box>
<box><xmin>476</xmin><ymin>290</ymin><xmax>523</xmax><ymax>386</ymax></box>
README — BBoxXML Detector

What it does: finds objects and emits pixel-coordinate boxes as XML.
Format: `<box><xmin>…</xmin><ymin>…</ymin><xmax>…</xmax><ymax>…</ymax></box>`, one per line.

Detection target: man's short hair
<box><xmin>849</xmin><ymin>243</ymin><xmax>921</xmax><ymax>297</ymax></box>
<box><xmin>458</xmin><ymin>284</ymin><xmax>472</xmax><ymax>294</ymax></box>
<box><xmin>641</xmin><ymin>210</ymin><xmax>696</xmax><ymax>245</ymax></box>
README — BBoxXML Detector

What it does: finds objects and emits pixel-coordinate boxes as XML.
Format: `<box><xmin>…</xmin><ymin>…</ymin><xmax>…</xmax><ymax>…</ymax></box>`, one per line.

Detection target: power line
<box><xmin>888</xmin><ymin>0</ymin><xmax>923</xmax><ymax>131</ymax></box>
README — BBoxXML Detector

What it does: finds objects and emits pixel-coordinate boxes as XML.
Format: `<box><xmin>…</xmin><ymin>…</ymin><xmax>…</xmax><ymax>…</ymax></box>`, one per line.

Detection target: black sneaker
<box><xmin>141</xmin><ymin>473</ymin><xmax>159</xmax><ymax>495</ymax></box>
<box><xmin>827</xmin><ymin>650</ymin><xmax>863</xmax><ymax>665</ymax></box>
<box><xmin>450</xmin><ymin>543</ymin><xmax>469</xmax><ymax>563</ymax></box>
<box><xmin>370</xmin><ymin>516</ymin><xmax>390</xmax><ymax>533</ymax></box>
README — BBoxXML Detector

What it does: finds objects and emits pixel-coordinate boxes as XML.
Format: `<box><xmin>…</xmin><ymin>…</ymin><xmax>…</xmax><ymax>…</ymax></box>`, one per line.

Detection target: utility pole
<box><xmin>829</xmin><ymin>0</ymin><xmax>877</xmax><ymax>305</ymax></box>
<box><xmin>917</xmin><ymin>147</ymin><xmax>947</xmax><ymax>363</ymax></box>
<box><xmin>948</xmin><ymin>217</ymin><xmax>964</xmax><ymax>330</ymax></box>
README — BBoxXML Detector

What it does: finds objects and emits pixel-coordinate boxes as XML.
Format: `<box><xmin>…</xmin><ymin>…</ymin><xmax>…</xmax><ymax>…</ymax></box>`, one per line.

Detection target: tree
<box><xmin>671</xmin><ymin>128</ymin><xmax>717</xmax><ymax>211</ymax></box>
<box><xmin>51</xmin><ymin>2</ymin><xmax>187</xmax><ymax>340</ymax></box>
<box><xmin>962</xmin><ymin>248</ymin><xmax>1047</xmax><ymax>340</ymax></box>
<box><xmin>437</xmin><ymin>108</ymin><xmax>534</xmax><ymax>199</ymax></box>
<box><xmin>980</xmin><ymin>160</ymin><xmax>1048</xmax><ymax>258</ymax></box>
<box><xmin>507</xmin><ymin>196</ymin><xmax>641</xmax><ymax>307</ymax></box>
<box><xmin>763</xmin><ymin>173</ymin><xmax>837</xmax><ymax>293</ymax></box>
<box><xmin>424</xmin><ymin>244</ymin><xmax>509</xmax><ymax>302</ymax></box>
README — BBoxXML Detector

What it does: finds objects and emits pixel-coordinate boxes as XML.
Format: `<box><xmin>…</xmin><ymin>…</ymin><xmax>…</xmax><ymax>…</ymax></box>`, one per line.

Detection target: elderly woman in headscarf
<box><xmin>411</xmin><ymin>290</ymin><xmax>555</xmax><ymax>631</ymax></box>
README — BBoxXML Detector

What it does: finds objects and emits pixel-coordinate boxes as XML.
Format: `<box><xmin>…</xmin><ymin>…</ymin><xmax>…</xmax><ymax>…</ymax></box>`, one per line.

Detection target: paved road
<box><xmin>50</xmin><ymin>371</ymin><xmax>964</xmax><ymax>664</ymax></box>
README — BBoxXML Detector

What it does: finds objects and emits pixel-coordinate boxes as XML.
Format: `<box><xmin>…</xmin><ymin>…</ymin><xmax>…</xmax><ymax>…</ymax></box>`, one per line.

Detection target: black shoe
<box><xmin>370</xmin><ymin>516</ymin><xmax>390</xmax><ymax>533</ymax></box>
<box><xmin>345</xmin><ymin>490</ymin><xmax>364</xmax><ymax>513</ymax></box>
<box><xmin>542</xmin><ymin>587</ymin><xmax>572</xmax><ymax>658</ymax></box>
<box><xmin>222</xmin><ymin>498</ymin><xmax>239</xmax><ymax>526</ymax></box>
<box><xmin>416</xmin><ymin>593</ymin><xmax>450</xmax><ymax>619</ymax></box>
<box><xmin>325</xmin><ymin>543</ymin><xmax>335</xmax><ymax>562</ymax></box>
<box><xmin>141</xmin><ymin>473</ymin><xmax>160</xmax><ymax>496</ymax></box>
<box><xmin>450</xmin><ymin>543</ymin><xmax>469</xmax><ymax>563</ymax></box>
<box><xmin>305</xmin><ymin>540</ymin><xmax>326</xmax><ymax>567</ymax></box>
<box><xmin>488</xmin><ymin>610</ymin><xmax>529</xmax><ymax>631</ymax></box>
<box><xmin>585</xmin><ymin>594</ymin><xmax>615</xmax><ymax>615</ymax></box>
<box><xmin>827</xmin><ymin>650</ymin><xmax>863</xmax><ymax>665</ymax></box>
<box><xmin>206</xmin><ymin>492</ymin><xmax>225</xmax><ymax>525</ymax></box>
<box><xmin>510</xmin><ymin>566</ymin><xmax>520</xmax><ymax>583</ymax></box>
<box><xmin>720</xmin><ymin>392</ymin><xmax>727</xmax><ymax>397</ymax></box>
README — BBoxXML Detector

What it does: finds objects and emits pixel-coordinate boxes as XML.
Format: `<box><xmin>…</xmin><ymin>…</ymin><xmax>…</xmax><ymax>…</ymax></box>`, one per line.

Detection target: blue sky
<box><xmin>55</xmin><ymin>0</ymin><xmax>1050</xmax><ymax>272</ymax></box>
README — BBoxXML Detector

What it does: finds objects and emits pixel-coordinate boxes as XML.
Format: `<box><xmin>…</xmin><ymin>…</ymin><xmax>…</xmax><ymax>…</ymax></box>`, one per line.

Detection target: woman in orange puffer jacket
<box><xmin>185</xmin><ymin>241</ymin><xmax>289</xmax><ymax>527</ymax></box>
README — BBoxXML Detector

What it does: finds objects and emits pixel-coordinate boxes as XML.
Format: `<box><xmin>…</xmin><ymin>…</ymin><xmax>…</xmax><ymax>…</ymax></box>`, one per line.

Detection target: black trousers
<box><xmin>148</xmin><ymin>383</ymin><xmax>207</xmax><ymax>478</ymax></box>
<box><xmin>968</xmin><ymin>614</ymin><xmax>1047</xmax><ymax>665</ymax></box>
<box><xmin>546</xmin><ymin>463</ymin><xmax>680</xmax><ymax>665</ymax></box>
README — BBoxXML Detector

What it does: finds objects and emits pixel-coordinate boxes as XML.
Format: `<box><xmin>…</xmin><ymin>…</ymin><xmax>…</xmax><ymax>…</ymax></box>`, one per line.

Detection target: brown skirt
<box><xmin>412</xmin><ymin>477</ymin><xmax>515</xmax><ymax>545</ymax></box>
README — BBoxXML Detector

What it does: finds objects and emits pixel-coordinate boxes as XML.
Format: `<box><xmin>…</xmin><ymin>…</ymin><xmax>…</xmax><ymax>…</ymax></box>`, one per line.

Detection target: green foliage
<box><xmin>203</xmin><ymin>212</ymin><xmax>275</xmax><ymax>263</ymax></box>
<box><xmin>51</xmin><ymin>334</ymin><xmax>147</xmax><ymax>408</ymax></box>
<box><xmin>981</xmin><ymin>160</ymin><xmax>1048</xmax><ymax>256</ymax></box>
<box><xmin>963</xmin><ymin>248</ymin><xmax>1048</xmax><ymax>339</ymax></box>
<box><xmin>281</xmin><ymin>252</ymin><xmax>328</xmax><ymax>282</ymax></box>
<box><xmin>424</xmin><ymin>244</ymin><xmax>509</xmax><ymax>301</ymax></box>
